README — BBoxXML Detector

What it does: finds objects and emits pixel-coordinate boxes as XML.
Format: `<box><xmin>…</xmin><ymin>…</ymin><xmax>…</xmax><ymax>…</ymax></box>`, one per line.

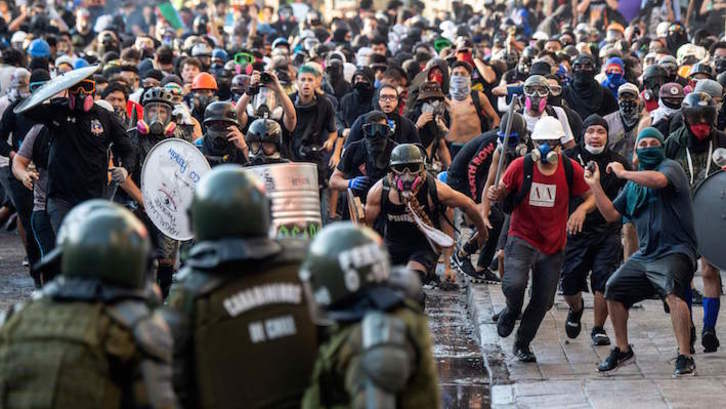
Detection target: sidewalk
<box><xmin>467</xmin><ymin>275</ymin><xmax>726</xmax><ymax>409</ymax></box>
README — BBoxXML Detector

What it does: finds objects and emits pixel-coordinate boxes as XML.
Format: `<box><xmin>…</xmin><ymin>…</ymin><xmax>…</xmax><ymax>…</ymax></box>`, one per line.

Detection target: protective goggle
<box><xmin>391</xmin><ymin>162</ymin><xmax>424</xmax><ymax>174</ymax></box>
<box><xmin>143</xmin><ymin>103</ymin><xmax>171</xmax><ymax>123</ymax></box>
<box><xmin>524</xmin><ymin>85</ymin><xmax>549</xmax><ymax>97</ymax></box>
<box><xmin>363</xmin><ymin>123</ymin><xmax>391</xmax><ymax>138</ymax></box>
<box><xmin>497</xmin><ymin>131</ymin><xmax>520</xmax><ymax>145</ymax></box>
<box><xmin>68</xmin><ymin>79</ymin><xmax>95</xmax><ymax>95</ymax></box>
<box><xmin>234</xmin><ymin>52</ymin><xmax>254</xmax><ymax>66</ymax></box>
<box><xmin>548</xmin><ymin>84</ymin><xmax>562</xmax><ymax>96</ymax></box>
<box><xmin>535</xmin><ymin>139</ymin><xmax>561</xmax><ymax>147</ymax></box>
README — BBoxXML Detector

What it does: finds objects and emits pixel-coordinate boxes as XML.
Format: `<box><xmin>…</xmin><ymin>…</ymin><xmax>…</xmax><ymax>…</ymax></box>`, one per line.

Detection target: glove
<box><xmin>348</xmin><ymin>176</ymin><xmax>371</xmax><ymax>192</ymax></box>
<box><xmin>110</xmin><ymin>167</ymin><xmax>129</xmax><ymax>184</ymax></box>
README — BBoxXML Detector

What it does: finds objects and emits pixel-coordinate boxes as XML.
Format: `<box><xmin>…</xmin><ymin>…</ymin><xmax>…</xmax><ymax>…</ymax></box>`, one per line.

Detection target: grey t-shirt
<box><xmin>613</xmin><ymin>159</ymin><xmax>698</xmax><ymax>264</ymax></box>
<box><xmin>16</xmin><ymin>124</ymin><xmax>47</xmax><ymax>212</ymax></box>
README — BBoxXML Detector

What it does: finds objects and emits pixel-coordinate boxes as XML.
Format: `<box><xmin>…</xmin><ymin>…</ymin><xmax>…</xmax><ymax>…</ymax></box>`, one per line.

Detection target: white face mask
<box><xmin>585</xmin><ymin>144</ymin><xmax>605</xmax><ymax>155</ymax></box>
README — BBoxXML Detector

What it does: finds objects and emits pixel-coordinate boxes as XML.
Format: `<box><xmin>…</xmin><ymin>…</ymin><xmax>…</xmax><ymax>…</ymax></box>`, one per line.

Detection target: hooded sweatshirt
<box><xmin>338</xmin><ymin>67</ymin><xmax>375</xmax><ymax>128</ymax></box>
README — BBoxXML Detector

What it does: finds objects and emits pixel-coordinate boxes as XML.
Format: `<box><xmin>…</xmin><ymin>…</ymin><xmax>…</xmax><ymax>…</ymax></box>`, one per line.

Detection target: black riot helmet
<box><xmin>58</xmin><ymin>200</ymin><xmax>152</xmax><ymax>289</ymax></box>
<box><xmin>189</xmin><ymin>164</ymin><xmax>271</xmax><ymax>241</ymax></box>
<box><xmin>204</xmin><ymin>101</ymin><xmax>239</xmax><ymax>152</ymax></box>
<box><xmin>643</xmin><ymin>64</ymin><xmax>667</xmax><ymax>92</ymax></box>
<box><xmin>246</xmin><ymin>118</ymin><xmax>283</xmax><ymax>158</ymax></box>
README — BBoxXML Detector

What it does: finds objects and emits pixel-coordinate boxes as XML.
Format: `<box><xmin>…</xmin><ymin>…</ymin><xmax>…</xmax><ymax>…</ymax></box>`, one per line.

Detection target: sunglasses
<box><xmin>68</xmin><ymin>80</ymin><xmax>95</xmax><ymax>94</ymax></box>
<box><xmin>391</xmin><ymin>162</ymin><xmax>423</xmax><ymax>174</ymax></box>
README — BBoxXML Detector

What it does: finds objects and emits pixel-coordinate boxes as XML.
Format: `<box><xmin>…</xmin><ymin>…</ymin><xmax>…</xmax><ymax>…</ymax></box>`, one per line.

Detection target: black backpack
<box><xmin>502</xmin><ymin>152</ymin><xmax>574</xmax><ymax>214</ymax></box>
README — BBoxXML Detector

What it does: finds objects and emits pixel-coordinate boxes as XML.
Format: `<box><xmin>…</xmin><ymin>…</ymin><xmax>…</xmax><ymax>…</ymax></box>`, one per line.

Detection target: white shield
<box><xmin>140</xmin><ymin>139</ymin><xmax>211</xmax><ymax>240</ymax></box>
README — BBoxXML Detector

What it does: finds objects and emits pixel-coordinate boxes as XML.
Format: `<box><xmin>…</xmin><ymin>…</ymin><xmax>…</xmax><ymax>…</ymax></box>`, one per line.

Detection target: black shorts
<box><xmin>604</xmin><ymin>253</ymin><xmax>695</xmax><ymax>308</ymax></box>
<box><xmin>560</xmin><ymin>231</ymin><xmax>622</xmax><ymax>295</ymax></box>
<box><xmin>389</xmin><ymin>245</ymin><xmax>438</xmax><ymax>275</ymax></box>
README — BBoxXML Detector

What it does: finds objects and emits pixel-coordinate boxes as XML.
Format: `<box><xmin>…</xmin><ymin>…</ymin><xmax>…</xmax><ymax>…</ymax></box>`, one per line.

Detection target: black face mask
<box><xmin>573</xmin><ymin>69</ymin><xmax>594</xmax><ymax>86</ymax></box>
<box><xmin>365</xmin><ymin>133</ymin><xmax>389</xmax><ymax>170</ymax></box>
<box><xmin>207</xmin><ymin>127</ymin><xmax>231</xmax><ymax>153</ymax></box>
<box><xmin>548</xmin><ymin>95</ymin><xmax>562</xmax><ymax>106</ymax></box>
<box><xmin>354</xmin><ymin>81</ymin><xmax>373</xmax><ymax>96</ymax></box>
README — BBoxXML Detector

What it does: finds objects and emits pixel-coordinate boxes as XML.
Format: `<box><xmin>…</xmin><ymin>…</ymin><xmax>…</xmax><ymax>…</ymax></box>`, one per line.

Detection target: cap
<box><xmin>618</xmin><ymin>82</ymin><xmax>640</xmax><ymax>97</ymax></box>
<box><xmin>694</xmin><ymin>79</ymin><xmax>724</xmax><ymax>99</ymax></box>
<box><xmin>658</xmin><ymin>82</ymin><xmax>684</xmax><ymax>99</ymax></box>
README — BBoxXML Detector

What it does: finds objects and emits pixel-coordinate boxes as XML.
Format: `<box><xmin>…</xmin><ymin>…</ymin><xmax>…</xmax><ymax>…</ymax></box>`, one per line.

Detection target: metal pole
<box><xmin>494</xmin><ymin>96</ymin><xmax>517</xmax><ymax>185</ymax></box>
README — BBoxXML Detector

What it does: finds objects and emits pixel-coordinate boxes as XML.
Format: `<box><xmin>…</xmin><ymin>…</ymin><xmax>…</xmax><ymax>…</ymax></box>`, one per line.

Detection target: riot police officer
<box><xmin>0</xmin><ymin>199</ymin><xmax>177</xmax><ymax>409</ymax></box>
<box><xmin>300</xmin><ymin>222</ymin><xmax>441</xmax><ymax>408</ymax></box>
<box><xmin>244</xmin><ymin>118</ymin><xmax>289</xmax><ymax>166</ymax></box>
<box><xmin>164</xmin><ymin>165</ymin><xmax>317</xmax><ymax>409</ymax></box>
<box><xmin>197</xmin><ymin>101</ymin><xmax>248</xmax><ymax>167</ymax></box>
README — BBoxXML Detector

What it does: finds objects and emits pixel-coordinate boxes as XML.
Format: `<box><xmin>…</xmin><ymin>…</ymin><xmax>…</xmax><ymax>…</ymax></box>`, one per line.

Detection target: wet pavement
<box><xmin>0</xmin><ymin>231</ymin><xmax>34</xmax><ymax>311</ymax></box>
<box><xmin>426</xmin><ymin>285</ymin><xmax>490</xmax><ymax>408</ymax></box>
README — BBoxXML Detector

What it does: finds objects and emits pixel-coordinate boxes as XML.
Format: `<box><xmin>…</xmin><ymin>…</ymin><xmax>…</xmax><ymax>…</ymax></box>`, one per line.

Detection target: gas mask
<box><xmin>193</xmin><ymin>92</ymin><xmax>217</xmax><ymax>113</ymax></box>
<box><xmin>530</xmin><ymin>140</ymin><xmax>560</xmax><ymax>164</ymax></box>
<box><xmin>246</xmin><ymin>87</ymin><xmax>283</xmax><ymax>120</ymax></box>
<box><xmin>206</xmin><ymin>122</ymin><xmax>232</xmax><ymax>152</ymax></box>
<box><xmin>137</xmin><ymin>103</ymin><xmax>175</xmax><ymax>137</ymax></box>
<box><xmin>68</xmin><ymin>80</ymin><xmax>95</xmax><ymax>113</ymax></box>
<box><xmin>498</xmin><ymin>130</ymin><xmax>528</xmax><ymax>157</ymax></box>
<box><xmin>524</xmin><ymin>86</ymin><xmax>548</xmax><ymax>114</ymax></box>
<box><xmin>392</xmin><ymin>161</ymin><xmax>425</xmax><ymax>193</ymax></box>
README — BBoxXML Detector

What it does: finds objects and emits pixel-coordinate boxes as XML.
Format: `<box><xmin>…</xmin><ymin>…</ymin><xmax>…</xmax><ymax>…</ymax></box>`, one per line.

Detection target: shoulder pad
<box><xmin>133</xmin><ymin>310</ymin><xmax>173</xmax><ymax>363</ymax></box>
<box><xmin>106</xmin><ymin>300</ymin><xmax>151</xmax><ymax>329</ymax></box>
<box><xmin>179</xmin><ymin>266</ymin><xmax>227</xmax><ymax>297</ymax></box>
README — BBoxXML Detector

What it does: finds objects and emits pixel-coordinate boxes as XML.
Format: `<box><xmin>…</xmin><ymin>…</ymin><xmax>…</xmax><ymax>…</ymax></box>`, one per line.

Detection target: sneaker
<box><xmin>565</xmin><ymin>298</ymin><xmax>584</xmax><ymax>339</ymax></box>
<box><xmin>497</xmin><ymin>307</ymin><xmax>516</xmax><ymax>338</ymax></box>
<box><xmin>513</xmin><ymin>343</ymin><xmax>537</xmax><ymax>363</ymax></box>
<box><xmin>692</xmin><ymin>288</ymin><xmax>704</xmax><ymax>305</ymax></box>
<box><xmin>591</xmin><ymin>327</ymin><xmax>611</xmax><ymax>346</ymax></box>
<box><xmin>597</xmin><ymin>346</ymin><xmax>635</xmax><ymax>373</ymax></box>
<box><xmin>702</xmin><ymin>328</ymin><xmax>720</xmax><ymax>353</ymax></box>
<box><xmin>673</xmin><ymin>354</ymin><xmax>695</xmax><ymax>376</ymax></box>
<box><xmin>22</xmin><ymin>257</ymin><xmax>29</xmax><ymax>267</ymax></box>
<box><xmin>493</xmin><ymin>308</ymin><xmax>522</xmax><ymax>322</ymax></box>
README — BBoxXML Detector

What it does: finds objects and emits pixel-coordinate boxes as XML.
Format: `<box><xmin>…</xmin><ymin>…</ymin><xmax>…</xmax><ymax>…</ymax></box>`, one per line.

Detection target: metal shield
<box><xmin>14</xmin><ymin>65</ymin><xmax>101</xmax><ymax>114</ymax></box>
<box><xmin>692</xmin><ymin>170</ymin><xmax>726</xmax><ymax>270</ymax></box>
<box><xmin>246</xmin><ymin>163</ymin><xmax>322</xmax><ymax>240</ymax></box>
<box><xmin>140</xmin><ymin>138</ymin><xmax>211</xmax><ymax>240</ymax></box>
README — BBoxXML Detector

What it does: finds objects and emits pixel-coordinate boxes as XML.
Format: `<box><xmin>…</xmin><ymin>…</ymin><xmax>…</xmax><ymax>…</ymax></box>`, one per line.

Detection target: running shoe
<box><xmin>497</xmin><ymin>307</ymin><xmax>516</xmax><ymax>338</ymax></box>
<box><xmin>565</xmin><ymin>298</ymin><xmax>584</xmax><ymax>339</ymax></box>
<box><xmin>674</xmin><ymin>354</ymin><xmax>695</xmax><ymax>376</ymax></box>
<box><xmin>598</xmin><ymin>346</ymin><xmax>634</xmax><ymax>373</ymax></box>
<box><xmin>591</xmin><ymin>326</ymin><xmax>611</xmax><ymax>346</ymax></box>
<box><xmin>702</xmin><ymin>328</ymin><xmax>720</xmax><ymax>353</ymax></box>
<box><xmin>513</xmin><ymin>343</ymin><xmax>537</xmax><ymax>362</ymax></box>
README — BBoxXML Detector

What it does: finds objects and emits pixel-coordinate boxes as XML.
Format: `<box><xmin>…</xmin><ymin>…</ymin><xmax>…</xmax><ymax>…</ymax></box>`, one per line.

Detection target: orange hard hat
<box><xmin>191</xmin><ymin>72</ymin><xmax>218</xmax><ymax>91</ymax></box>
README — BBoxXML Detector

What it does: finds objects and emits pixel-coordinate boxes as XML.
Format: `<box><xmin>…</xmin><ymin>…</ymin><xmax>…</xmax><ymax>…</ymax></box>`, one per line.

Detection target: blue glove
<box><xmin>348</xmin><ymin>176</ymin><xmax>371</xmax><ymax>192</ymax></box>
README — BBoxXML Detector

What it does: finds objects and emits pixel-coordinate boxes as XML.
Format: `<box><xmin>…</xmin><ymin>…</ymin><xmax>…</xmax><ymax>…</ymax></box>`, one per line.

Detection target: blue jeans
<box><xmin>502</xmin><ymin>236</ymin><xmax>564</xmax><ymax>346</ymax></box>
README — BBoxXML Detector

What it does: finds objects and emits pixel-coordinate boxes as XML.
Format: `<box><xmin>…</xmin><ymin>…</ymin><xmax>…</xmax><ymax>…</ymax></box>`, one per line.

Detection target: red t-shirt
<box><xmin>502</xmin><ymin>156</ymin><xmax>590</xmax><ymax>255</ymax></box>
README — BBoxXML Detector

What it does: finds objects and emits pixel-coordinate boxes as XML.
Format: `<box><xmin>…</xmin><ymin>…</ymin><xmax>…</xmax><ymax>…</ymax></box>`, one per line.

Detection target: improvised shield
<box><xmin>692</xmin><ymin>170</ymin><xmax>726</xmax><ymax>270</ymax></box>
<box><xmin>141</xmin><ymin>138</ymin><xmax>211</xmax><ymax>240</ymax></box>
<box><xmin>347</xmin><ymin>188</ymin><xmax>366</xmax><ymax>224</ymax></box>
<box><xmin>246</xmin><ymin>163</ymin><xmax>322</xmax><ymax>239</ymax></box>
<box><xmin>13</xmin><ymin>65</ymin><xmax>101</xmax><ymax>114</ymax></box>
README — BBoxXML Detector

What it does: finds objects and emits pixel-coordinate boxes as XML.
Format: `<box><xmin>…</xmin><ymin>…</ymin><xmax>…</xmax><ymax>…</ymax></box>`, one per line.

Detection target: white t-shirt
<box><xmin>523</xmin><ymin>106</ymin><xmax>575</xmax><ymax>145</ymax></box>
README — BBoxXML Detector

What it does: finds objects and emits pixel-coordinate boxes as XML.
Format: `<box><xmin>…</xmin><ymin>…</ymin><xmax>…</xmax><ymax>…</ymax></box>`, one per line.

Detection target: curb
<box><xmin>466</xmin><ymin>283</ymin><xmax>511</xmax><ymax>386</ymax></box>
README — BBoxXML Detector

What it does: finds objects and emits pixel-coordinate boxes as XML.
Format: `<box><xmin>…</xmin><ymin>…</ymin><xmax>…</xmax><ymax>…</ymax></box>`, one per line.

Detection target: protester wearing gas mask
<box><xmin>562</xmin><ymin>114</ymin><xmax>631</xmax><ymax>348</ymax></box>
<box><xmin>406</xmin><ymin>81</ymin><xmax>451</xmax><ymax>169</ymax></box>
<box><xmin>487</xmin><ymin>116</ymin><xmax>591</xmax><ymax>363</ymax></box>
<box><xmin>116</xmin><ymin>87</ymin><xmax>180</xmax><ymax>298</ymax></box>
<box><xmin>198</xmin><ymin>101</ymin><xmax>248</xmax><ymax>167</ymax></box>
<box><xmin>235</xmin><ymin>70</ymin><xmax>296</xmax><ymax>134</ymax></box>
<box><xmin>243</xmin><ymin>118</ymin><xmax>288</xmax><ymax>166</ymax></box>
<box><xmin>22</xmin><ymin>77</ymin><xmax>137</xmax><ymax>233</ymax></box>
<box><xmin>330</xmin><ymin>111</ymin><xmax>394</xmax><ymax>205</ymax></box>
<box><xmin>185</xmin><ymin>72</ymin><xmax>218</xmax><ymax>128</ymax></box>
<box><xmin>604</xmin><ymin>82</ymin><xmax>641</xmax><ymax>163</ymax></box>
<box><xmin>564</xmin><ymin>54</ymin><xmax>618</xmax><ymax>120</ymax></box>
<box><xmin>446</xmin><ymin>61</ymin><xmax>500</xmax><ymax>158</ymax></box>
<box><xmin>519</xmin><ymin>75</ymin><xmax>576</xmax><ymax>149</ymax></box>
<box><xmin>337</xmin><ymin>67</ymin><xmax>375</xmax><ymax>138</ymax></box>
<box><xmin>665</xmin><ymin>92</ymin><xmax>726</xmax><ymax>354</ymax></box>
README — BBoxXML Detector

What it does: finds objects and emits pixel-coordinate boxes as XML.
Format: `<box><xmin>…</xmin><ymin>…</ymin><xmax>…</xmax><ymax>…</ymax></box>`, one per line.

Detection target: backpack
<box><xmin>502</xmin><ymin>152</ymin><xmax>574</xmax><ymax>214</ymax></box>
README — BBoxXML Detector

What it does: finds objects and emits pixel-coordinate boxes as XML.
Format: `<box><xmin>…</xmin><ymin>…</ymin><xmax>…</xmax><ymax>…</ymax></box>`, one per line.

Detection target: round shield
<box><xmin>693</xmin><ymin>170</ymin><xmax>726</xmax><ymax>270</ymax></box>
<box><xmin>140</xmin><ymin>138</ymin><xmax>211</xmax><ymax>240</ymax></box>
<box><xmin>14</xmin><ymin>65</ymin><xmax>101</xmax><ymax>114</ymax></box>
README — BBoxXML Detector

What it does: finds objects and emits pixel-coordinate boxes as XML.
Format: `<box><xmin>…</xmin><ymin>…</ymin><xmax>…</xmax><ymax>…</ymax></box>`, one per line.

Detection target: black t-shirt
<box><xmin>446</xmin><ymin>131</ymin><xmax>498</xmax><ymax>202</ymax></box>
<box><xmin>0</xmin><ymin>99</ymin><xmax>37</xmax><ymax>156</ymax></box>
<box><xmin>343</xmin><ymin>113</ymin><xmax>420</xmax><ymax>149</ymax></box>
<box><xmin>24</xmin><ymin>100</ymin><xmax>137</xmax><ymax>204</ymax></box>
<box><xmin>287</xmin><ymin>93</ymin><xmax>336</xmax><ymax>162</ymax></box>
<box><xmin>566</xmin><ymin>145</ymin><xmax>630</xmax><ymax>234</ymax></box>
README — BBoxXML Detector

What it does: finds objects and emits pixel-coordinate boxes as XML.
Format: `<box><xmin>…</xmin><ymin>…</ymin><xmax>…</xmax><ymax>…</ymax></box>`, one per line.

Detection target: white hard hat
<box><xmin>532</xmin><ymin>116</ymin><xmax>565</xmax><ymax>141</ymax></box>
<box><xmin>10</xmin><ymin>31</ymin><xmax>27</xmax><ymax>44</ymax></box>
